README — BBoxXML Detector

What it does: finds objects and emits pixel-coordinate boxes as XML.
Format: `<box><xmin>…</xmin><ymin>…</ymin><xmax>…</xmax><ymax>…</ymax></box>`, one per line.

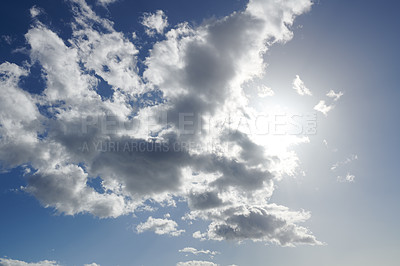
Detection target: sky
<box><xmin>0</xmin><ymin>0</ymin><xmax>399</xmax><ymax>265</ymax></box>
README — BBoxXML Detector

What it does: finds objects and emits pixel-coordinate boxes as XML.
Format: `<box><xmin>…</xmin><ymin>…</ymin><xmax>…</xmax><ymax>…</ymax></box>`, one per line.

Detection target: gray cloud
<box><xmin>0</xmin><ymin>0</ymin><xmax>319</xmax><ymax>246</ymax></box>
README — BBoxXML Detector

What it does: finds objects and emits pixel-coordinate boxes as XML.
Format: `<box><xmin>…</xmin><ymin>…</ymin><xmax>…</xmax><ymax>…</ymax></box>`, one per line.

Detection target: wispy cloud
<box><xmin>326</xmin><ymin>89</ymin><xmax>344</xmax><ymax>101</ymax></box>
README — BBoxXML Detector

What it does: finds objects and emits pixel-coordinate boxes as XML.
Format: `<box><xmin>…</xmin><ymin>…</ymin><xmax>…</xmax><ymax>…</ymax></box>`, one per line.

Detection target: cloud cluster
<box><xmin>0</xmin><ymin>0</ymin><xmax>320</xmax><ymax>246</ymax></box>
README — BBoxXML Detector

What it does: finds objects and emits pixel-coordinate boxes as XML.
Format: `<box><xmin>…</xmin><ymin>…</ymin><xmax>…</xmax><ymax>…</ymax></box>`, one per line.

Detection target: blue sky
<box><xmin>0</xmin><ymin>0</ymin><xmax>399</xmax><ymax>265</ymax></box>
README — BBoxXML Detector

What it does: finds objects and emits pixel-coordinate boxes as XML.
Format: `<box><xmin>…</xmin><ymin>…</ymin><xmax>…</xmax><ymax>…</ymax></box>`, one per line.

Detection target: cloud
<box><xmin>326</xmin><ymin>89</ymin><xmax>343</xmax><ymax>101</ymax></box>
<box><xmin>292</xmin><ymin>75</ymin><xmax>312</xmax><ymax>96</ymax></box>
<box><xmin>190</xmin><ymin>205</ymin><xmax>322</xmax><ymax>246</ymax></box>
<box><xmin>257</xmin><ymin>85</ymin><xmax>274</xmax><ymax>97</ymax></box>
<box><xmin>176</xmin><ymin>261</ymin><xmax>218</xmax><ymax>266</ymax></box>
<box><xmin>313</xmin><ymin>100</ymin><xmax>334</xmax><ymax>116</ymax></box>
<box><xmin>141</xmin><ymin>10</ymin><xmax>168</xmax><ymax>36</ymax></box>
<box><xmin>30</xmin><ymin>6</ymin><xmax>43</xmax><ymax>18</ymax></box>
<box><xmin>96</xmin><ymin>0</ymin><xmax>118</xmax><ymax>7</ymax></box>
<box><xmin>136</xmin><ymin>216</ymin><xmax>185</xmax><ymax>236</ymax></box>
<box><xmin>0</xmin><ymin>258</ymin><xmax>59</xmax><ymax>266</ymax></box>
<box><xmin>0</xmin><ymin>0</ymin><xmax>320</xmax><ymax>246</ymax></box>
<box><xmin>337</xmin><ymin>173</ymin><xmax>355</xmax><ymax>183</ymax></box>
<box><xmin>179</xmin><ymin>247</ymin><xmax>220</xmax><ymax>257</ymax></box>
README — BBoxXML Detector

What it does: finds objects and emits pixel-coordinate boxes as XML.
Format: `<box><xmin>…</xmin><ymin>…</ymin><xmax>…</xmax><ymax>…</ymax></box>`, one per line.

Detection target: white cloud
<box><xmin>314</xmin><ymin>100</ymin><xmax>334</xmax><ymax>116</ymax></box>
<box><xmin>179</xmin><ymin>247</ymin><xmax>220</xmax><ymax>257</ymax></box>
<box><xmin>292</xmin><ymin>75</ymin><xmax>312</xmax><ymax>96</ymax></box>
<box><xmin>326</xmin><ymin>89</ymin><xmax>344</xmax><ymax>101</ymax></box>
<box><xmin>141</xmin><ymin>10</ymin><xmax>168</xmax><ymax>36</ymax></box>
<box><xmin>0</xmin><ymin>0</ymin><xmax>320</xmax><ymax>246</ymax></box>
<box><xmin>136</xmin><ymin>216</ymin><xmax>185</xmax><ymax>236</ymax></box>
<box><xmin>176</xmin><ymin>261</ymin><xmax>218</xmax><ymax>266</ymax></box>
<box><xmin>0</xmin><ymin>258</ymin><xmax>59</xmax><ymax>266</ymax></box>
<box><xmin>337</xmin><ymin>173</ymin><xmax>356</xmax><ymax>183</ymax></box>
<box><xmin>257</xmin><ymin>85</ymin><xmax>274</xmax><ymax>97</ymax></box>
<box><xmin>30</xmin><ymin>6</ymin><xmax>43</xmax><ymax>18</ymax></box>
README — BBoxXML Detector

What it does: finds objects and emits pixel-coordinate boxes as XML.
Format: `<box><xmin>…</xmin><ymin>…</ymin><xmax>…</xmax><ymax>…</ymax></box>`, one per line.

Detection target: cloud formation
<box><xmin>0</xmin><ymin>0</ymin><xmax>320</xmax><ymax>246</ymax></box>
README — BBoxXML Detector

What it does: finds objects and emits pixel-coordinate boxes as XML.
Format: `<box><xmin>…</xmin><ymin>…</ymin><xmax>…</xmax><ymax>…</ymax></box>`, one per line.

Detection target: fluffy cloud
<box><xmin>176</xmin><ymin>261</ymin><xmax>218</xmax><ymax>266</ymax></box>
<box><xmin>0</xmin><ymin>258</ymin><xmax>59</xmax><ymax>266</ymax></box>
<box><xmin>293</xmin><ymin>75</ymin><xmax>312</xmax><ymax>96</ymax></box>
<box><xmin>136</xmin><ymin>216</ymin><xmax>185</xmax><ymax>236</ymax></box>
<box><xmin>141</xmin><ymin>10</ymin><xmax>169</xmax><ymax>36</ymax></box>
<box><xmin>0</xmin><ymin>0</ymin><xmax>320</xmax><ymax>246</ymax></box>
<box><xmin>30</xmin><ymin>6</ymin><xmax>43</xmax><ymax>18</ymax></box>
<box><xmin>313</xmin><ymin>100</ymin><xmax>333</xmax><ymax>116</ymax></box>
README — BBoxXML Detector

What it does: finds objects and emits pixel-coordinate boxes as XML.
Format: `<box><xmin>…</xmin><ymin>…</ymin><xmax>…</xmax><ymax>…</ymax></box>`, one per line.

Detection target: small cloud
<box><xmin>323</xmin><ymin>139</ymin><xmax>328</xmax><ymax>147</ymax></box>
<box><xmin>326</xmin><ymin>90</ymin><xmax>343</xmax><ymax>101</ymax></box>
<box><xmin>314</xmin><ymin>100</ymin><xmax>333</xmax><ymax>116</ymax></box>
<box><xmin>337</xmin><ymin>173</ymin><xmax>355</xmax><ymax>183</ymax></box>
<box><xmin>30</xmin><ymin>6</ymin><xmax>43</xmax><ymax>18</ymax></box>
<box><xmin>258</xmin><ymin>85</ymin><xmax>274</xmax><ymax>97</ymax></box>
<box><xmin>136</xmin><ymin>216</ymin><xmax>185</xmax><ymax>236</ymax></box>
<box><xmin>84</xmin><ymin>264</ymin><xmax>100</xmax><ymax>266</ymax></box>
<box><xmin>193</xmin><ymin>231</ymin><xmax>207</xmax><ymax>241</ymax></box>
<box><xmin>293</xmin><ymin>75</ymin><xmax>312</xmax><ymax>96</ymax></box>
<box><xmin>1</xmin><ymin>35</ymin><xmax>13</xmax><ymax>45</ymax></box>
<box><xmin>96</xmin><ymin>0</ymin><xmax>118</xmax><ymax>7</ymax></box>
<box><xmin>179</xmin><ymin>247</ymin><xmax>220</xmax><ymax>258</ymax></box>
<box><xmin>331</xmin><ymin>154</ymin><xmax>358</xmax><ymax>171</ymax></box>
<box><xmin>141</xmin><ymin>10</ymin><xmax>168</xmax><ymax>36</ymax></box>
<box><xmin>176</xmin><ymin>261</ymin><xmax>219</xmax><ymax>266</ymax></box>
